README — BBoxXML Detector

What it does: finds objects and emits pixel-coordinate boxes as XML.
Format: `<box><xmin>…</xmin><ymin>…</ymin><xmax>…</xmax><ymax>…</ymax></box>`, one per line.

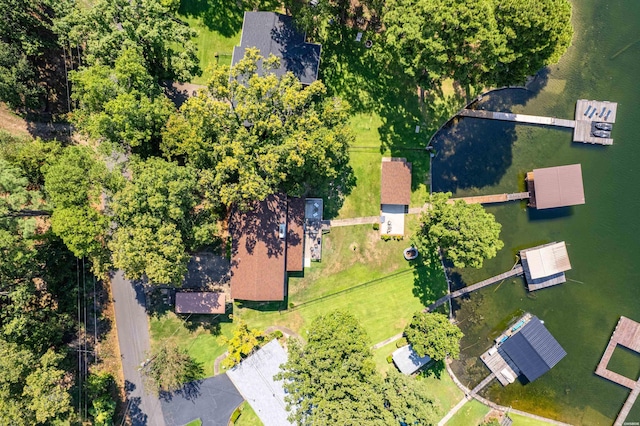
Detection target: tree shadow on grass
<box><xmin>180</xmin><ymin>305</ymin><xmax>233</xmax><ymax>334</ymax></box>
<box><xmin>418</xmin><ymin>359</ymin><xmax>446</xmax><ymax>380</ymax></box>
<box><xmin>178</xmin><ymin>0</ymin><xmax>282</xmax><ymax>37</ymax></box>
<box><xmin>412</xmin><ymin>247</ymin><xmax>448</xmax><ymax>307</ymax></box>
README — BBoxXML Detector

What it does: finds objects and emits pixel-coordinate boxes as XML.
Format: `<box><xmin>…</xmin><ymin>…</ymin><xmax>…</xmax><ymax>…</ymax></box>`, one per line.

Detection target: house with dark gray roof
<box><xmin>498</xmin><ymin>316</ymin><xmax>567</xmax><ymax>383</ymax></box>
<box><xmin>232</xmin><ymin>12</ymin><xmax>321</xmax><ymax>85</ymax></box>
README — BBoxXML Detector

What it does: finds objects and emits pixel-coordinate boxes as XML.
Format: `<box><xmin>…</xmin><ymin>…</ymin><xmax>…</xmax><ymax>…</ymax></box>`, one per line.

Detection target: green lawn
<box><xmin>184</xmin><ymin>419</ymin><xmax>202</xmax><ymax>426</ymax></box>
<box><xmin>234</xmin><ymin>401</ymin><xmax>264</xmax><ymax>426</ymax></box>
<box><xmin>149</xmin><ymin>312</ymin><xmax>234</xmax><ymax>378</ymax></box>
<box><xmin>446</xmin><ymin>399</ymin><xmax>492</xmax><ymax>426</ymax></box>
<box><xmin>178</xmin><ymin>0</ymin><xmax>243</xmax><ymax>85</ymax></box>
<box><xmin>288</xmin><ymin>221</ymin><xmax>417</xmax><ymax>304</ymax></box>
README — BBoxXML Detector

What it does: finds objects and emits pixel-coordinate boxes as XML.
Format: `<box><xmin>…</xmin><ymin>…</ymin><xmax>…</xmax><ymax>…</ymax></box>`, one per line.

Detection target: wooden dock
<box><xmin>450</xmin><ymin>192</ymin><xmax>530</xmax><ymax>205</ymax></box>
<box><xmin>594</xmin><ymin>316</ymin><xmax>640</xmax><ymax>426</ymax></box>
<box><xmin>426</xmin><ymin>265</ymin><xmax>524</xmax><ymax>312</ymax></box>
<box><xmin>573</xmin><ymin>99</ymin><xmax>617</xmax><ymax>145</ymax></box>
<box><xmin>459</xmin><ymin>109</ymin><xmax>576</xmax><ymax>128</ymax></box>
<box><xmin>480</xmin><ymin>347</ymin><xmax>520</xmax><ymax>386</ymax></box>
<box><xmin>458</xmin><ymin>99</ymin><xmax>618</xmax><ymax>146</ymax></box>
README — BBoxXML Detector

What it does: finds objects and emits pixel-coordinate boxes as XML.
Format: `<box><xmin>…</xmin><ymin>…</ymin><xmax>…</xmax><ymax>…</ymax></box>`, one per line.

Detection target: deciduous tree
<box><xmin>143</xmin><ymin>343</ymin><xmax>203</xmax><ymax>393</ymax></box>
<box><xmin>162</xmin><ymin>49</ymin><xmax>354</xmax><ymax>209</ymax></box>
<box><xmin>382</xmin><ymin>369</ymin><xmax>440</xmax><ymax>425</ymax></box>
<box><xmin>415</xmin><ymin>192</ymin><xmax>504</xmax><ymax>268</ymax></box>
<box><xmin>60</xmin><ymin>0</ymin><xmax>199</xmax><ymax>81</ymax></box>
<box><xmin>219</xmin><ymin>320</ymin><xmax>264</xmax><ymax>369</ymax></box>
<box><xmin>109</xmin><ymin>157</ymin><xmax>217</xmax><ymax>284</ymax></box>
<box><xmin>404</xmin><ymin>312</ymin><xmax>463</xmax><ymax>361</ymax></box>
<box><xmin>383</xmin><ymin>0</ymin><xmax>573</xmax><ymax>90</ymax></box>
<box><xmin>277</xmin><ymin>311</ymin><xmax>392</xmax><ymax>425</ymax></box>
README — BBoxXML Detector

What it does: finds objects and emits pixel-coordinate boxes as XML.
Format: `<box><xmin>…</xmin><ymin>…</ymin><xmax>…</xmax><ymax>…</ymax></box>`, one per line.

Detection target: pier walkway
<box><xmin>426</xmin><ymin>265</ymin><xmax>524</xmax><ymax>312</ymax></box>
<box><xmin>459</xmin><ymin>109</ymin><xmax>576</xmax><ymax>128</ymax></box>
<box><xmin>450</xmin><ymin>192</ymin><xmax>530</xmax><ymax>205</ymax></box>
<box><xmin>594</xmin><ymin>316</ymin><xmax>640</xmax><ymax>426</ymax></box>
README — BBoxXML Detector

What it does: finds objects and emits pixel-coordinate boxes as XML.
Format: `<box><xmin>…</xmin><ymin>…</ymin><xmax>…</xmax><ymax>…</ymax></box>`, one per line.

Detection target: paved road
<box><xmin>111</xmin><ymin>270</ymin><xmax>166</xmax><ymax>426</ymax></box>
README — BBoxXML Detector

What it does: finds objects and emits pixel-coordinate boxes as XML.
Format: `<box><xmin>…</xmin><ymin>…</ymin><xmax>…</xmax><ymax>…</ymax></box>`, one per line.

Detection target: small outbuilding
<box><xmin>497</xmin><ymin>316</ymin><xmax>567</xmax><ymax>383</ymax></box>
<box><xmin>392</xmin><ymin>345</ymin><xmax>431</xmax><ymax>375</ymax></box>
<box><xmin>380</xmin><ymin>158</ymin><xmax>412</xmax><ymax>236</ymax></box>
<box><xmin>520</xmin><ymin>241</ymin><xmax>572</xmax><ymax>291</ymax></box>
<box><xmin>527</xmin><ymin>164</ymin><xmax>585</xmax><ymax>209</ymax></box>
<box><xmin>175</xmin><ymin>292</ymin><xmax>226</xmax><ymax>315</ymax></box>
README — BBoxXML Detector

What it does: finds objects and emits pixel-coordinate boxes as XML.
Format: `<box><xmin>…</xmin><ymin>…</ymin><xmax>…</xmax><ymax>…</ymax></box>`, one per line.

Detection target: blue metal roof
<box><xmin>498</xmin><ymin>316</ymin><xmax>567</xmax><ymax>383</ymax></box>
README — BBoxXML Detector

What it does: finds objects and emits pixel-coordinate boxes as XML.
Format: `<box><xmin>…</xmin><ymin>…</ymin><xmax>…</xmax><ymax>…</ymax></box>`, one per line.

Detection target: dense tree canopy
<box><xmin>70</xmin><ymin>48</ymin><xmax>174</xmax><ymax>153</ymax></box>
<box><xmin>44</xmin><ymin>146</ymin><xmax>110</xmax><ymax>265</ymax></box>
<box><xmin>404</xmin><ymin>312</ymin><xmax>464</xmax><ymax>361</ymax></box>
<box><xmin>109</xmin><ymin>157</ymin><xmax>217</xmax><ymax>284</ymax></box>
<box><xmin>0</xmin><ymin>340</ymin><xmax>72</xmax><ymax>425</ymax></box>
<box><xmin>383</xmin><ymin>0</ymin><xmax>573</xmax><ymax>89</ymax></box>
<box><xmin>0</xmin><ymin>0</ymin><xmax>66</xmax><ymax>109</ymax></box>
<box><xmin>162</xmin><ymin>49</ymin><xmax>354</xmax><ymax>209</ymax></box>
<box><xmin>59</xmin><ymin>0</ymin><xmax>199</xmax><ymax>81</ymax></box>
<box><xmin>492</xmin><ymin>0</ymin><xmax>573</xmax><ymax>85</ymax></box>
<box><xmin>415</xmin><ymin>192</ymin><xmax>504</xmax><ymax>268</ymax></box>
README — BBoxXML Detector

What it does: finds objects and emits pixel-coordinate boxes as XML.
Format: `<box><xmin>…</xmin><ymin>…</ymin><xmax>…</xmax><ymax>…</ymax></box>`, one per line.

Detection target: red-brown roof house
<box><xmin>381</xmin><ymin>158</ymin><xmax>412</xmax><ymax>206</ymax></box>
<box><xmin>229</xmin><ymin>194</ymin><xmax>305</xmax><ymax>302</ymax></box>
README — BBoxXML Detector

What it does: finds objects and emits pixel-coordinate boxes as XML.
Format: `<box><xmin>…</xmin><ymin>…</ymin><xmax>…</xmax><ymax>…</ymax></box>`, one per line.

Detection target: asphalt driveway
<box><xmin>160</xmin><ymin>374</ymin><xmax>243</xmax><ymax>426</ymax></box>
<box><xmin>111</xmin><ymin>270</ymin><xmax>166</xmax><ymax>426</ymax></box>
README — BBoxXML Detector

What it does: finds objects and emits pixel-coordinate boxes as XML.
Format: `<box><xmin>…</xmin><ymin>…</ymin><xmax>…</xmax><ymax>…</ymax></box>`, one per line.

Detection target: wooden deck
<box><xmin>594</xmin><ymin>316</ymin><xmax>640</xmax><ymax>426</ymax></box>
<box><xmin>459</xmin><ymin>109</ymin><xmax>576</xmax><ymax>128</ymax></box>
<box><xmin>573</xmin><ymin>99</ymin><xmax>617</xmax><ymax>145</ymax></box>
<box><xmin>449</xmin><ymin>192</ymin><xmax>530</xmax><ymax>205</ymax></box>
<box><xmin>480</xmin><ymin>348</ymin><xmax>520</xmax><ymax>386</ymax></box>
<box><xmin>426</xmin><ymin>265</ymin><xmax>524</xmax><ymax>312</ymax></box>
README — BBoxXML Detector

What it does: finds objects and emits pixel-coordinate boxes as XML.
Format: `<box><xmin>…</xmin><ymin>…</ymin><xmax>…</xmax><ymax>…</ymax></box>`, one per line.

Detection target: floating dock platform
<box><xmin>595</xmin><ymin>316</ymin><xmax>640</xmax><ymax>426</ymax></box>
<box><xmin>573</xmin><ymin>99</ymin><xmax>617</xmax><ymax>145</ymax></box>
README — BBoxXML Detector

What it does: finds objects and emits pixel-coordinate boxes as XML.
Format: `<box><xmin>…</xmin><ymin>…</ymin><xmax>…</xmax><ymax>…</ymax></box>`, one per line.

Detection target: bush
<box><xmin>386</xmin><ymin>354</ymin><xmax>393</xmax><ymax>364</ymax></box>
<box><xmin>289</xmin><ymin>302</ymin><xmax>295</xmax><ymax>309</ymax></box>
<box><xmin>87</xmin><ymin>372</ymin><xmax>117</xmax><ymax>426</ymax></box>
<box><xmin>372</xmin><ymin>222</ymin><xmax>379</xmax><ymax>230</ymax></box>
<box><xmin>396</xmin><ymin>338</ymin><xmax>408</xmax><ymax>348</ymax></box>
<box><xmin>230</xmin><ymin>406</ymin><xmax>242</xmax><ymax>423</ymax></box>
<box><xmin>393</xmin><ymin>235</ymin><xmax>404</xmax><ymax>241</ymax></box>
<box><xmin>381</xmin><ymin>234</ymin><xmax>392</xmax><ymax>241</ymax></box>
<box><xmin>270</xmin><ymin>330</ymin><xmax>284</xmax><ymax>340</ymax></box>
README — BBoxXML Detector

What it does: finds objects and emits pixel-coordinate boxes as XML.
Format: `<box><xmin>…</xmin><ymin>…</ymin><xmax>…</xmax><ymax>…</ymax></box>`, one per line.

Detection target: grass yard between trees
<box><xmin>234</xmin><ymin>401</ymin><xmax>264</xmax><ymax>426</ymax></box>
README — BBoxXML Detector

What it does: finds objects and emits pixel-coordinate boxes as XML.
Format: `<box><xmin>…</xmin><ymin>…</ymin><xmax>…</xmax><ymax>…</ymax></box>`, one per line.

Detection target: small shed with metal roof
<box><xmin>392</xmin><ymin>345</ymin><xmax>431</xmax><ymax>375</ymax></box>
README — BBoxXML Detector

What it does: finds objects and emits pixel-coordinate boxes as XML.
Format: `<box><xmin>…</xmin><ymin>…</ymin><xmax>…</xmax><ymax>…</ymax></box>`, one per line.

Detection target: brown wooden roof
<box><xmin>230</xmin><ymin>194</ymin><xmax>287</xmax><ymax>301</ymax></box>
<box><xmin>286</xmin><ymin>197</ymin><xmax>305</xmax><ymax>272</ymax></box>
<box><xmin>175</xmin><ymin>292</ymin><xmax>225</xmax><ymax>314</ymax></box>
<box><xmin>381</xmin><ymin>158</ymin><xmax>412</xmax><ymax>205</ymax></box>
<box><xmin>532</xmin><ymin>164</ymin><xmax>585</xmax><ymax>209</ymax></box>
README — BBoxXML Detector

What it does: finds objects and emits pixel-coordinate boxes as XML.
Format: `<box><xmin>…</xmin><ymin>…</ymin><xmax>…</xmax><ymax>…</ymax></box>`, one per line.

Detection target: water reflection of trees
<box><xmin>431</xmin><ymin>71</ymin><xmax>550</xmax><ymax>194</ymax></box>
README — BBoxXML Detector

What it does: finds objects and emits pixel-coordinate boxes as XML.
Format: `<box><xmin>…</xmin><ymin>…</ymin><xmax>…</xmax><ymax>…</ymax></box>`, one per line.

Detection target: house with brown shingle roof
<box><xmin>380</xmin><ymin>158</ymin><xmax>412</xmax><ymax>236</ymax></box>
<box><xmin>229</xmin><ymin>194</ymin><xmax>304</xmax><ymax>302</ymax></box>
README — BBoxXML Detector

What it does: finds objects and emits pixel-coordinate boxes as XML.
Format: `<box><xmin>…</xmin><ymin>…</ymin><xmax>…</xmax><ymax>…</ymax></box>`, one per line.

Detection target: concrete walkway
<box><xmin>371</xmin><ymin>332</ymin><xmax>404</xmax><ymax>350</ymax></box>
<box><xmin>329</xmin><ymin>216</ymin><xmax>379</xmax><ymax>227</ymax></box>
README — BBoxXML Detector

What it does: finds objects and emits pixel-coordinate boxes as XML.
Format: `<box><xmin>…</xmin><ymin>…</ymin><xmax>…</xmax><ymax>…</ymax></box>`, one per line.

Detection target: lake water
<box><xmin>431</xmin><ymin>0</ymin><xmax>640</xmax><ymax>423</ymax></box>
